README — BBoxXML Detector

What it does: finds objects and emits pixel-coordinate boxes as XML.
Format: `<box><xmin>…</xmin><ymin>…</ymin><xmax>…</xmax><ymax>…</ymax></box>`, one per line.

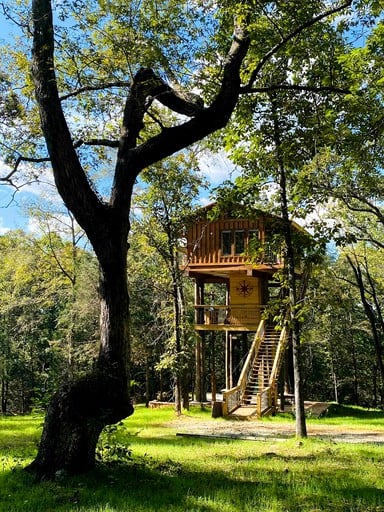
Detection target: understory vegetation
<box><xmin>0</xmin><ymin>405</ymin><xmax>383</xmax><ymax>512</ymax></box>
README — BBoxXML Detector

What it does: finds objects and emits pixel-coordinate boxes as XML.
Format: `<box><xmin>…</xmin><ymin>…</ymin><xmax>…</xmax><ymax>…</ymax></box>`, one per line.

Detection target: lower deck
<box><xmin>194</xmin><ymin>304</ymin><xmax>264</xmax><ymax>332</ymax></box>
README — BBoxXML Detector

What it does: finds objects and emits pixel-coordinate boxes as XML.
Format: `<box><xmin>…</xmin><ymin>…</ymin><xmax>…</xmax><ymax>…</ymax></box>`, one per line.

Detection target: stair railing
<box><xmin>256</xmin><ymin>386</ymin><xmax>275</xmax><ymax>417</ymax></box>
<box><xmin>269</xmin><ymin>323</ymin><xmax>289</xmax><ymax>388</ymax></box>
<box><xmin>222</xmin><ymin>319</ymin><xmax>265</xmax><ymax>415</ymax></box>
<box><xmin>260</xmin><ymin>323</ymin><xmax>289</xmax><ymax>414</ymax></box>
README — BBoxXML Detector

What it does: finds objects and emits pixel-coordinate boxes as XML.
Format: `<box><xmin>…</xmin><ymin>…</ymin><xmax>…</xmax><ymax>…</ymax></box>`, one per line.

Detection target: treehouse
<box><xmin>182</xmin><ymin>204</ymin><xmax>310</xmax><ymax>418</ymax></box>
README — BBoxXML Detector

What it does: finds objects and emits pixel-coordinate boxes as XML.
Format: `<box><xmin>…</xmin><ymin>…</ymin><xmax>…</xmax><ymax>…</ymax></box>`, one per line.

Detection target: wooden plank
<box><xmin>176</xmin><ymin>432</ymin><xmax>265</xmax><ymax>441</ymax></box>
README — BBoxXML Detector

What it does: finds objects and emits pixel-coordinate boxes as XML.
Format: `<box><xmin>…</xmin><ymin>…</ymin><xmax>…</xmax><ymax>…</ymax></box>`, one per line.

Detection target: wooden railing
<box><xmin>269</xmin><ymin>323</ymin><xmax>289</xmax><ymax>388</ymax></box>
<box><xmin>256</xmin><ymin>386</ymin><xmax>274</xmax><ymax>416</ymax></box>
<box><xmin>222</xmin><ymin>320</ymin><xmax>290</xmax><ymax>417</ymax></box>
<box><xmin>194</xmin><ymin>304</ymin><xmax>264</xmax><ymax>326</ymax></box>
<box><xmin>222</xmin><ymin>319</ymin><xmax>265</xmax><ymax>415</ymax></box>
<box><xmin>255</xmin><ymin>324</ymin><xmax>289</xmax><ymax>416</ymax></box>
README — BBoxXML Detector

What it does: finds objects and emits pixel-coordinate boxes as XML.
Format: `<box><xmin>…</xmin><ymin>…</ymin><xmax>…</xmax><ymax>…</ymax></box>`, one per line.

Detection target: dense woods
<box><xmin>1</xmin><ymin>209</ymin><xmax>384</xmax><ymax>413</ymax></box>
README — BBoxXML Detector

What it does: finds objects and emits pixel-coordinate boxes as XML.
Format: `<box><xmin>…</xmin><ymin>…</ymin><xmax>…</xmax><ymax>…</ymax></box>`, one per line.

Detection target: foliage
<box><xmin>1</xmin><ymin>0</ymin><xmax>383</xmax><ymax>475</ymax></box>
<box><xmin>302</xmin><ymin>249</ymin><xmax>384</xmax><ymax>407</ymax></box>
<box><xmin>0</xmin><ymin>229</ymin><xmax>98</xmax><ymax>413</ymax></box>
<box><xmin>130</xmin><ymin>153</ymin><xmax>204</xmax><ymax>407</ymax></box>
<box><xmin>96</xmin><ymin>423</ymin><xmax>132</xmax><ymax>466</ymax></box>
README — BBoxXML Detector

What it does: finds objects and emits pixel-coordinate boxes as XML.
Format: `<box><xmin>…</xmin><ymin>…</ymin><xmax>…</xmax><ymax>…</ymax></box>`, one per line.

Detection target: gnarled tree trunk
<box><xmin>27</xmin><ymin>240</ymin><xmax>134</xmax><ymax>478</ymax></box>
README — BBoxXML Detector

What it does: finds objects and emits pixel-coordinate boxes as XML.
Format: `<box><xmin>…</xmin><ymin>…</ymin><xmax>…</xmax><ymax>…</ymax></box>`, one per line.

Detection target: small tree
<box><xmin>134</xmin><ymin>153</ymin><xmax>206</xmax><ymax>413</ymax></box>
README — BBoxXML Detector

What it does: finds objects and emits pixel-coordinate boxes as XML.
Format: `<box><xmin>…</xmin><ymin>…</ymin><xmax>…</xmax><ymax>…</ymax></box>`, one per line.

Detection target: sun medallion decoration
<box><xmin>236</xmin><ymin>280</ymin><xmax>254</xmax><ymax>297</ymax></box>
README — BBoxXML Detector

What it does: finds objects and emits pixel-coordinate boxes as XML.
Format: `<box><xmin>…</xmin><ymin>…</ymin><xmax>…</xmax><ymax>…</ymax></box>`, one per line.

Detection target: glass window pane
<box><xmin>235</xmin><ymin>230</ymin><xmax>245</xmax><ymax>255</ymax></box>
<box><xmin>221</xmin><ymin>231</ymin><xmax>232</xmax><ymax>255</ymax></box>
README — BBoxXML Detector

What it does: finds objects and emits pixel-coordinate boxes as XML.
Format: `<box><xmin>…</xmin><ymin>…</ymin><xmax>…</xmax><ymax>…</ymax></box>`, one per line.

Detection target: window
<box><xmin>221</xmin><ymin>229</ymin><xmax>259</xmax><ymax>257</ymax></box>
<box><xmin>221</xmin><ymin>231</ymin><xmax>232</xmax><ymax>256</ymax></box>
<box><xmin>234</xmin><ymin>230</ymin><xmax>245</xmax><ymax>255</ymax></box>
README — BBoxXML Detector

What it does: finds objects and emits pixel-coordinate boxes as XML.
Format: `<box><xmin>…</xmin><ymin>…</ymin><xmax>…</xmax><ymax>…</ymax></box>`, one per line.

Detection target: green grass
<box><xmin>1</xmin><ymin>405</ymin><xmax>384</xmax><ymax>511</ymax></box>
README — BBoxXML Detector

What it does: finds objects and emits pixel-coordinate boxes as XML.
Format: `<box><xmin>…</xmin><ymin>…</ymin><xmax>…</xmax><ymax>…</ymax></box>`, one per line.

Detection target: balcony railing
<box><xmin>194</xmin><ymin>304</ymin><xmax>264</xmax><ymax>326</ymax></box>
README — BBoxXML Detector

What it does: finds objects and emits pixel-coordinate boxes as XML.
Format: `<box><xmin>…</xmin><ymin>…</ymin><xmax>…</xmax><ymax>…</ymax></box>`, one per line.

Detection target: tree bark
<box><xmin>26</xmin><ymin>243</ymin><xmax>134</xmax><ymax>478</ymax></box>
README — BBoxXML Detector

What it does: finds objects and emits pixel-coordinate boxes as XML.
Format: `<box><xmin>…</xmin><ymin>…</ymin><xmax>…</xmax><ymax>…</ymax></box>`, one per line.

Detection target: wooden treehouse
<box><xmin>181</xmin><ymin>204</ymin><xmax>309</xmax><ymax>419</ymax></box>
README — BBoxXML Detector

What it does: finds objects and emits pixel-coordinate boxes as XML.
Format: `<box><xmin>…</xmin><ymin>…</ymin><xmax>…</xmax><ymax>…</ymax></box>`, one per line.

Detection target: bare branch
<box><xmin>0</xmin><ymin>154</ymin><xmax>51</xmax><ymax>183</ymax></box>
<box><xmin>73</xmin><ymin>139</ymin><xmax>119</xmax><ymax>149</ymax></box>
<box><xmin>59</xmin><ymin>81</ymin><xmax>130</xmax><ymax>101</ymax></box>
<box><xmin>340</xmin><ymin>193</ymin><xmax>384</xmax><ymax>225</ymax></box>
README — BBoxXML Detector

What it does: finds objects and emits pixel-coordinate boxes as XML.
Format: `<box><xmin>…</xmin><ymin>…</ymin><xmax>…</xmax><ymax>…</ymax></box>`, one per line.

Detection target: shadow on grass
<box><xmin>325</xmin><ymin>404</ymin><xmax>384</xmax><ymax>420</ymax></box>
<box><xmin>0</xmin><ymin>446</ymin><xmax>383</xmax><ymax>512</ymax></box>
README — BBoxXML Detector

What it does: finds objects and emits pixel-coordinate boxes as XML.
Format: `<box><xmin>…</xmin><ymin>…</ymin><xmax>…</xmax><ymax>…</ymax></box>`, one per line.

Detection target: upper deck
<box><xmin>182</xmin><ymin>210</ymin><xmax>288</xmax><ymax>279</ymax></box>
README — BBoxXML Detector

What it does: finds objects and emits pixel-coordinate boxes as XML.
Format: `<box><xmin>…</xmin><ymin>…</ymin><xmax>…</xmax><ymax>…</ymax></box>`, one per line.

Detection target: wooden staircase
<box><xmin>222</xmin><ymin>321</ymin><xmax>289</xmax><ymax>418</ymax></box>
<box><xmin>242</xmin><ymin>326</ymin><xmax>279</xmax><ymax>407</ymax></box>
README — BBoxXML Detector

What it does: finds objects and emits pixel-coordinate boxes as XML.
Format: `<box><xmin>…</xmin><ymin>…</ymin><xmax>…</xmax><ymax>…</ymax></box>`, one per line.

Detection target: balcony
<box><xmin>194</xmin><ymin>304</ymin><xmax>264</xmax><ymax>331</ymax></box>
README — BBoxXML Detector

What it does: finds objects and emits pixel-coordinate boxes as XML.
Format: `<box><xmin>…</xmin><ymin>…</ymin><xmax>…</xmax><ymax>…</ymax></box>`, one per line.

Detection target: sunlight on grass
<box><xmin>0</xmin><ymin>405</ymin><xmax>384</xmax><ymax>511</ymax></box>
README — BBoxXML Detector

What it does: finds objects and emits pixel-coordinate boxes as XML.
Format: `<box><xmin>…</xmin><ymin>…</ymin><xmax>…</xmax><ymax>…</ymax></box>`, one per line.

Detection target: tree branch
<box><xmin>240</xmin><ymin>84</ymin><xmax>351</xmax><ymax>95</ymax></box>
<box><xmin>110</xmin><ymin>23</ymin><xmax>250</xmax><ymax>209</ymax></box>
<box><xmin>73</xmin><ymin>139</ymin><xmax>119</xmax><ymax>149</ymax></box>
<box><xmin>128</xmin><ymin>23</ymin><xmax>251</xmax><ymax>175</ymax></box>
<box><xmin>0</xmin><ymin>154</ymin><xmax>51</xmax><ymax>183</ymax></box>
<box><xmin>60</xmin><ymin>82</ymin><xmax>131</xmax><ymax>101</ymax></box>
<box><xmin>340</xmin><ymin>193</ymin><xmax>384</xmax><ymax>226</ymax></box>
<box><xmin>243</xmin><ymin>1</ymin><xmax>353</xmax><ymax>92</ymax></box>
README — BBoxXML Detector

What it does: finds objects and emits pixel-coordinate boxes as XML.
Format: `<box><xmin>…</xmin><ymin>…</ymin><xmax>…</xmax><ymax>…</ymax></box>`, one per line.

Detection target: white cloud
<box><xmin>0</xmin><ymin>218</ymin><xmax>10</xmax><ymax>235</ymax></box>
<box><xmin>25</xmin><ymin>216</ymin><xmax>41</xmax><ymax>235</ymax></box>
<box><xmin>198</xmin><ymin>151</ymin><xmax>240</xmax><ymax>186</ymax></box>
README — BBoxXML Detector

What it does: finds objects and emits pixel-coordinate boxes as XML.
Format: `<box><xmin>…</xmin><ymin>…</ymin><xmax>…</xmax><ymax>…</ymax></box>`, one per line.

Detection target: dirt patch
<box><xmin>167</xmin><ymin>416</ymin><xmax>384</xmax><ymax>444</ymax></box>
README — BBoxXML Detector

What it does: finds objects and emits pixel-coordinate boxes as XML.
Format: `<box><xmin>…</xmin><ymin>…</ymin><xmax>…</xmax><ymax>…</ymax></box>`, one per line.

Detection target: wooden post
<box><xmin>225</xmin><ymin>330</ymin><xmax>230</xmax><ymax>389</ymax></box>
<box><xmin>229</xmin><ymin>333</ymin><xmax>233</xmax><ymax>388</ymax></box>
<box><xmin>195</xmin><ymin>333</ymin><xmax>202</xmax><ymax>402</ymax></box>
<box><xmin>210</xmin><ymin>331</ymin><xmax>217</xmax><ymax>402</ymax></box>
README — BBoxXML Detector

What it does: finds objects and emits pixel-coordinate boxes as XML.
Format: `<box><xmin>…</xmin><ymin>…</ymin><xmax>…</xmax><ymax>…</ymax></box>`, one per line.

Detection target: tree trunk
<box><xmin>271</xmin><ymin>94</ymin><xmax>307</xmax><ymax>438</ymax></box>
<box><xmin>182</xmin><ymin>371</ymin><xmax>190</xmax><ymax>410</ymax></box>
<box><xmin>145</xmin><ymin>355</ymin><xmax>150</xmax><ymax>407</ymax></box>
<box><xmin>1</xmin><ymin>378</ymin><xmax>8</xmax><ymax>414</ymax></box>
<box><xmin>26</xmin><ymin>247</ymin><xmax>134</xmax><ymax>479</ymax></box>
<box><xmin>210</xmin><ymin>332</ymin><xmax>217</xmax><ymax>402</ymax></box>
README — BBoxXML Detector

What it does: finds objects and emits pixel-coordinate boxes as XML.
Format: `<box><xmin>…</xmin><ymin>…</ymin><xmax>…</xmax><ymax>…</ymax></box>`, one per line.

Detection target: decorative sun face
<box><xmin>236</xmin><ymin>280</ymin><xmax>254</xmax><ymax>297</ymax></box>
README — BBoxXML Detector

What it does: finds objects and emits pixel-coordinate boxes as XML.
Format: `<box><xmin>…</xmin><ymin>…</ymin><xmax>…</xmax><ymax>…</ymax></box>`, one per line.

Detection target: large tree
<box><xmin>1</xmin><ymin>0</ymin><xmax>354</xmax><ymax>478</ymax></box>
<box><xmin>26</xmin><ymin>0</ymin><xmax>250</xmax><ymax>479</ymax></box>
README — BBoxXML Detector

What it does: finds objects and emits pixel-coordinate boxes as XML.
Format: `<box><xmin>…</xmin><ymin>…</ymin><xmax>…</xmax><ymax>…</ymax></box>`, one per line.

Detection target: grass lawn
<box><xmin>0</xmin><ymin>405</ymin><xmax>384</xmax><ymax>512</ymax></box>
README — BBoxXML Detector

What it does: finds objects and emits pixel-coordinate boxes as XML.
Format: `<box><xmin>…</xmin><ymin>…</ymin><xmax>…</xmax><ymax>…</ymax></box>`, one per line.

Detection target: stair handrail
<box><xmin>238</xmin><ymin>318</ymin><xmax>265</xmax><ymax>388</ymax></box>
<box><xmin>256</xmin><ymin>386</ymin><xmax>275</xmax><ymax>417</ymax></box>
<box><xmin>222</xmin><ymin>319</ymin><xmax>265</xmax><ymax>415</ymax></box>
<box><xmin>269</xmin><ymin>322</ymin><xmax>289</xmax><ymax>388</ymax></box>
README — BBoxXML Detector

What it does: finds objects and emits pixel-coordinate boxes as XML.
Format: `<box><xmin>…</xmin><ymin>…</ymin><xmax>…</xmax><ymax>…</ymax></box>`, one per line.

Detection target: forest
<box><xmin>0</xmin><ymin>183</ymin><xmax>383</xmax><ymax>415</ymax></box>
<box><xmin>0</xmin><ymin>0</ymin><xmax>384</xmax><ymax>479</ymax></box>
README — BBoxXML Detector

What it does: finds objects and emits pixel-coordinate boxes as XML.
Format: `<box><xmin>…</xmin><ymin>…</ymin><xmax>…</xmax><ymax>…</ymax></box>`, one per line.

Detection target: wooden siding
<box><xmin>229</xmin><ymin>274</ymin><xmax>263</xmax><ymax>326</ymax></box>
<box><xmin>186</xmin><ymin>218</ymin><xmax>264</xmax><ymax>265</ymax></box>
